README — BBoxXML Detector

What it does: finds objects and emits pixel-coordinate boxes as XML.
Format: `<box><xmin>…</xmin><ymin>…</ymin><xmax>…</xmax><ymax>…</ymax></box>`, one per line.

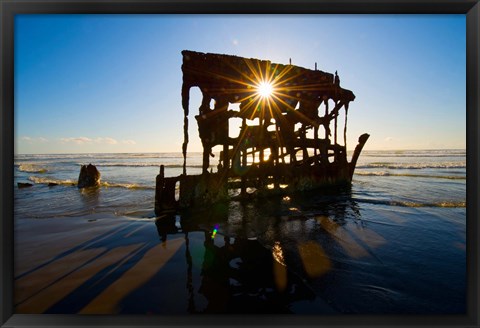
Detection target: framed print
<box><xmin>1</xmin><ymin>0</ymin><xmax>479</xmax><ymax>327</ymax></box>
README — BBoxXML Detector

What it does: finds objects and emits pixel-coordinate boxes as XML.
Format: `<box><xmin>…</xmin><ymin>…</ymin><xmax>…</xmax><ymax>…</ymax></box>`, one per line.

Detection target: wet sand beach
<box><xmin>15</xmin><ymin>213</ymin><xmax>333</xmax><ymax>314</ymax></box>
<box><xmin>14</xmin><ymin>196</ymin><xmax>466</xmax><ymax>314</ymax></box>
<box><xmin>14</xmin><ymin>150</ymin><xmax>466</xmax><ymax>314</ymax></box>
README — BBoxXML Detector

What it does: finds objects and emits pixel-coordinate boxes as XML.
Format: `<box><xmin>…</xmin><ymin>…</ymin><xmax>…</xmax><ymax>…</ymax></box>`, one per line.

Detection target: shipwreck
<box><xmin>155</xmin><ymin>50</ymin><xmax>369</xmax><ymax>214</ymax></box>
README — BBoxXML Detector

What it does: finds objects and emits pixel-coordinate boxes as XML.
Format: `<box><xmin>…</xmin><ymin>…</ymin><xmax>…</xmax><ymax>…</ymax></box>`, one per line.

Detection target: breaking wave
<box><xmin>355</xmin><ymin>198</ymin><xmax>466</xmax><ymax>208</ymax></box>
<box><xmin>28</xmin><ymin>176</ymin><xmax>75</xmax><ymax>186</ymax></box>
<box><xmin>355</xmin><ymin>171</ymin><xmax>466</xmax><ymax>180</ymax></box>
<box><xmin>362</xmin><ymin>153</ymin><xmax>466</xmax><ymax>158</ymax></box>
<box><xmin>100</xmin><ymin>182</ymin><xmax>154</xmax><ymax>190</ymax></box>
<box><xmin>27</xmin><ymin>176</ymin><xmax>154</xmax><ymax>190</ymax></box>
<box><xmin>90</xmin><ymin>163</ymin><xmax>204</xmax><ymax>168</ymax></box>
<box><xmin>361</xmin><ymin>150</ymin><xmax>465</xmax><ymax>157</ymax></box>
<box><xmin>357</xmin><ymin>163</ymin><xmax>465</xmax><ymax>169</ymax></box>
<box><xmin>17</xmin><ymin>164</ymin><xmax>48</xmax><ymax>173</ymax></box>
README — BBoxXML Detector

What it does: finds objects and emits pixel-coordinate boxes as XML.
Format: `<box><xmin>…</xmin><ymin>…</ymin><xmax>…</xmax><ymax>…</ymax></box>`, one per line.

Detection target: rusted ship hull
<box><xmin>155</xmin><ymin>51</ymin><xmax>369</xmax><ymax>214</ymax></box>
<box><xmin>155</xmin><ymin>133</ymin><xmax>369</xmax><ymax>214</ymax></box>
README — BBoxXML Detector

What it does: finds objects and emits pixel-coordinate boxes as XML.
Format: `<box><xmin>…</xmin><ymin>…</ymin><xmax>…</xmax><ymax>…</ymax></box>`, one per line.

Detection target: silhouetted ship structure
<box><xmin>155</xmin><ymin>50</ymin><xmax>369</xmax><ymax>214</ymax></box>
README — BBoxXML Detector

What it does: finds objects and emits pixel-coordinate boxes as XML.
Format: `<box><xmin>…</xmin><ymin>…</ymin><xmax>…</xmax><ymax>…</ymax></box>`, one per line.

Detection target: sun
<box><xmin>256</xmin><ymin>81</ymin><xmax>274</xmax><ymax>99</ymax></box>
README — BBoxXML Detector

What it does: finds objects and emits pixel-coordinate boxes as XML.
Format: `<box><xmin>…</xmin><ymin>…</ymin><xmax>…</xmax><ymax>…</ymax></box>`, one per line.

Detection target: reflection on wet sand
<box><xmin>297</xmin><ymin>241</ymin><xmax>331</xmax><ymax>278</ymax></box>
<box><xmin>15</xmin><ymin>190</ymin><xmax>394</xmax><ymax>314</ymax></box>
<box><xmin>147</xmin><ymin>191</ymin><xmax>381</xmax><ymax>313</ymax></box>
<box><xmin>155</xmin><ymin>217</ymin><xmax>318</xmax><ymax>313</ymax></box>
<box><xmin>317</xmin><ymin>215</ymin><xmax>370</xmax><ymax>258</ymax></box>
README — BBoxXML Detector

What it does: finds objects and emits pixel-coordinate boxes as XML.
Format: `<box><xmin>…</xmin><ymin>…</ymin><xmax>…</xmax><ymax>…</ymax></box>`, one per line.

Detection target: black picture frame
<box><xmin>1</xmin><ymin>1</ymin><xmax>478</xmax><ymax>327</ymax></box>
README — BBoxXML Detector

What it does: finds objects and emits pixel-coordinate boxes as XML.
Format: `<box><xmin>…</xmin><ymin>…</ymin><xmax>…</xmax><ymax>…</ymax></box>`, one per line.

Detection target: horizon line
<box><xmin>14</xmin><ymin>148</ymin><xmax>467</xmax><ymax>156</ymax></box>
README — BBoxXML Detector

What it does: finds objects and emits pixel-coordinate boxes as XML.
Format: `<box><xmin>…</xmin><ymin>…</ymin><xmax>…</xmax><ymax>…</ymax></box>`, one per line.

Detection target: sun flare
<box><xmin>256</xmin><ymin>81</ymin><xmax>274</xmax><ymax>99</ymax></box>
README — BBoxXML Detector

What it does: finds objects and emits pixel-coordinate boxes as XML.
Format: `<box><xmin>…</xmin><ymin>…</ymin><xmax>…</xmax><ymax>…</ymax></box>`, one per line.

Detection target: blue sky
<box><xmin>15</xmin><ymin>14</ymin><xmax>466</xmax><ymax>154</ymax></box>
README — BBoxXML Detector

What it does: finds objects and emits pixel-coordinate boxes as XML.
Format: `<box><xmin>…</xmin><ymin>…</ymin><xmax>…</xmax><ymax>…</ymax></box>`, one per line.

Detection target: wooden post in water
<box><xmin>259</xmin><ymin>118</ymin><xmax>264</xmax><ymax>167</ymax></box>
<box><xmin>241</xmin><ymin>119</ymin><xmax>247</xmax><ymax>196</ymax></box>
<box><xmin>324</xmin><ymin>98</ymin><xmax>329</xmax><ymax>140</ymax></box>
<box><xmin>334</xmin><ymin>101</ymin><xmax>338</xmax><ymax>146</ymax></box>
<box><xmin>344</xmin><ymin>102</ymin><xmax>349</xmax><ymax>150</ymax></box>
<box><xmin>202</xmin><ymin>145</ymin><xmax>210</xmax><ymax>175</ymax></box>
<box><xmin>301</xmin><ymin>125</ymin><xmax>308</xmax><ymax>161</ymax></box>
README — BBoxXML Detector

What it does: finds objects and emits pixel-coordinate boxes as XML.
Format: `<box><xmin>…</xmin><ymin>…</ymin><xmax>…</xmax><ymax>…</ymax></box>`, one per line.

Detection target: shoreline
<box><xmin>13</xmin><ymin>150</ymin><xmax>466</xmax><ymax>314</ymax></box>
<box><xmin>14</xmin><ymin>215</ymin><xmax>336</xmax><ymax>314</ymax></box>
<box><xmin>14</xmin><ymin>199</ymin><xmax>466</xmax><ymax>314</ymax></box>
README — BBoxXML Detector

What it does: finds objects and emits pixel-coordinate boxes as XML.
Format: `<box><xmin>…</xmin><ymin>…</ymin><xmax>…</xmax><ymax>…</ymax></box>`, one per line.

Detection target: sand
<box><xmin>14</xmin><ymin>216</ymin><xmax>184</xmax><ymax>314</ymax></box>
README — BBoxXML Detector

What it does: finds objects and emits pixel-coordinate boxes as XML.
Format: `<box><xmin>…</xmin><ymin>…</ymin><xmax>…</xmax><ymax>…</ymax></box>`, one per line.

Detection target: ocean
<box><xmin>14</xmin><ymin>150</ymin><xmax>466</xmax><ymax>314</ymax></box>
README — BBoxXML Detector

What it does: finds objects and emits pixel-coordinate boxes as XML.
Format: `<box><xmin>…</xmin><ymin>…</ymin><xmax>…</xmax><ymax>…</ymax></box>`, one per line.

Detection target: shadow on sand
<box><xmin>16</xmin><ymin>188</ymin><xmax>366</xmax><ymax>314</ymax></box>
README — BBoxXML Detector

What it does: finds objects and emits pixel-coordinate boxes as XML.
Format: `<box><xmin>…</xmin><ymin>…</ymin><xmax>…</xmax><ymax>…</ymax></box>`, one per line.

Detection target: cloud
<box><xmin>20</xmin><ymin>136</ymin><xmax>48</xmax><ymax>144</ymax></box>
<box><xmin>95</xmin><ymin>137</ymin><xmax>118</xmax><ymax>145</ymax></box>
<box><xmin>60</xmin><ymin>137</ymin><xmax>93</xmax><ymax>145</ymax></box>
<box><xmin>59</xmin><ymin>136</ymin><xmax>133</xmax><ymax>146</ymax></box>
